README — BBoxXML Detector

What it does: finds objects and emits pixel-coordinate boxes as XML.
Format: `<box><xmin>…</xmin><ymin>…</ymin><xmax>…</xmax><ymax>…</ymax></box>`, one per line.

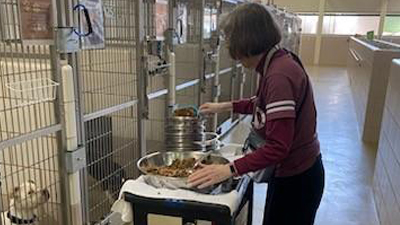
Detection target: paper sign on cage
<box><xmin>79</xmin><ymin>0</ymin><xmax>105</xmax><ymax>50</ymax></box>
<box><xmin>0</xmin><ymin>0</ymin><xmax>54</xmax><ymax>44</ymax></box>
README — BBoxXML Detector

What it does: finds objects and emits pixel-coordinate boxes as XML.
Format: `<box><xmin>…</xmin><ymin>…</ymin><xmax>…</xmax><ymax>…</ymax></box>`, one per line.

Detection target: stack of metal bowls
<box><xmin>165</xmin><ymin>116</ymin><xmax>206</xmax><ymax>151</ymax></box>
<box><xmin>195</xmin><ymin>132</ymin><xmax>220</xmax><ymax>151</ymax></box>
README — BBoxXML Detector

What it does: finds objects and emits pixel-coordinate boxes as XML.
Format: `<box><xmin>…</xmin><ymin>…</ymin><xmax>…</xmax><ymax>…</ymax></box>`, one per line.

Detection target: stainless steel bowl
<box><xmin>165</xmin><ymin>124</ymin><xmax>206</xmax><ymax>133</ymax></box>
<box><xmin>165</xmin><ymin>132</ymin><xmax>205</xmax><ymax>139</ymax></box>
<box><xmin>197</xmin><ymin>132</ymin><xmax>219</xmax><ymax>145</ymax></box>
<box><xmin>137</xmin><ymin>151</ymin><xmax>229</xmax><ymax>175</ymax></box>
<box><xmin>137</xmin><ymin>151</ymin><xmax>232</xmax><ymax>193</ymax></box>
<box><xmin>166</xmin><ymin>116</ymin><xmax>205</xmax><ymax>124</ymax></box>
<box><xmin>165</xmin><ymin>116</ymin><xmax>206</xmax><ymax>151</ymax></box>
<box><xmin>165</xmin><ymin>144</ymin><xmax>205</xmax><ymax>151</ymax></box>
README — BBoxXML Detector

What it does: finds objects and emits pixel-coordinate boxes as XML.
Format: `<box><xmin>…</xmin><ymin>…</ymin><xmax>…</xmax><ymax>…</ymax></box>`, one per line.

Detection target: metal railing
<box><xmin>0</xmin><ymin>1</ymin><xmax>256</xmax><ymax>225</ymax></box>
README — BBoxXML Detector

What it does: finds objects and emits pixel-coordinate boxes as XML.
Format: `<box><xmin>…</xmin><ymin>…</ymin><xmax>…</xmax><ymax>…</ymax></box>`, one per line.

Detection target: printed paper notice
<box><xmin>19</xmin><ymin>0</ymin><xmax>53</xmax><ymax>41</ymax></box>
<box><xmin>80</xmin><ymin>0</ymin><xmax>105</xmax><ymax>50</ymax></box>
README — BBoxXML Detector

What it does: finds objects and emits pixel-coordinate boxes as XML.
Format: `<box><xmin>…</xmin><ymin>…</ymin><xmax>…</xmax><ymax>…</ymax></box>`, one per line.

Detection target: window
<box><xmin>274</xmin><ymin>0</ymin><xmax>320</xmax><ymax>13</ymax></box>
<box><xmin>383</xmin><ymin>15</ymin><xmax>400</xmax><ymax>36</ymax></box>
<box><xmin>322</xmin><ymin>15</ymin><xmax>380</xmax><ymax>35</ymax></box>
<box><xmin>298</xmin><ymin>15</ymin><xmax>319</xmax><ymax>34</ymax></box>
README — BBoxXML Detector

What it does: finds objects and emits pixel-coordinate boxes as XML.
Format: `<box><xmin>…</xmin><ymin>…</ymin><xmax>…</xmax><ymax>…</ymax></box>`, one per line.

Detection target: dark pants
<box><xmin>263</xmin><ymin>155</ymin><xmax>325</xmax><ymax>225</ymax></box>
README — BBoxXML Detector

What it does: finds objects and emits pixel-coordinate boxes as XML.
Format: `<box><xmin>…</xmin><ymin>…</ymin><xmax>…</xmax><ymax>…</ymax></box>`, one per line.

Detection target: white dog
<box><xmin>1</xmin><ymin>180</ymin><xmax>50</xmax><ymax>225</ymax></box>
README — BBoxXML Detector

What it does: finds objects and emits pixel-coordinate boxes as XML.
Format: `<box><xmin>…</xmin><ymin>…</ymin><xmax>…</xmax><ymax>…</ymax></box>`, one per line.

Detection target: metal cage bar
<box><xmin>67</xmin><ymin>0</ymin><xmax>141</xmax><ymax>223</ymax></box>
<box><xmin>0</xmin><ymin>0</ymin><xmax>69</xmax><ymax>224</ymax></box>
<box><xmin>0</xmin><ymin>133</ymin><xmax>64</xmax><ymax>225</ymax></box>
<box><xmin>0</xmin><ymin>1</ymin><xmax>257</xmax><ymax>225</ymax></box>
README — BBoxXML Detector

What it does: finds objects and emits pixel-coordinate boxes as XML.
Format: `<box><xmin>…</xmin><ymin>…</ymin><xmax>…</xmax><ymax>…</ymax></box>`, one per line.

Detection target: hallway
<box><xmin>223</xmin><ymin>66</ymin><xmax>380</xmax><ymax>225</ymax></box>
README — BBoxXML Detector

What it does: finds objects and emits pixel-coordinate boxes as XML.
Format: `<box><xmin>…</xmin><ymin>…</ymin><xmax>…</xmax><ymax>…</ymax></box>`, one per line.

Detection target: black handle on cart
<box><xmin>124</xmin><ymin>193</ymin><xmax>232</xmax><ymax>225</ymax></box>
<box><xmin>123</xmin><ymin>177</ymin><xmax>254</xmax><ymax>225</ymax></box>
<box><xmin>73</xmin><ymin>4</ymin><xmax>93</xmax><ymax>37</ymax></box>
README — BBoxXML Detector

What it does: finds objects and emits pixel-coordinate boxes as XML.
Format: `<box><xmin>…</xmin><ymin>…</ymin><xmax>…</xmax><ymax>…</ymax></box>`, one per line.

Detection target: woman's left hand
<box><xmin>188</xmin><ymin>164</ymin><xmax>233</xmax><ymax>189</ymax></box>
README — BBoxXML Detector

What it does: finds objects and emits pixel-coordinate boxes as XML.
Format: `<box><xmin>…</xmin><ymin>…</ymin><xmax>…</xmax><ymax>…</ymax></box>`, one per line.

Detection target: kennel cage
<box><xmin>3</xmin><ymin>0</ymin><xmax>144</xmax><ymax>224</ymax></box>
<box><xmin>266</xmin><ymin>4</ymin><xmax>302</xmax><ymax>54</ymax></box>
<box><xmin>171</xmin><ymin>0</ymin><xmax>256</xmax><ymax>134</ymax></box>
<box><xmin>214</xmin><ymin>0</ymin><xmax>255</xmax><ymax>134</ymax></box>
<box><xmin>0</xmin><ymin>0</ymin><xmax>67</xmax><ymax>225</ymax></box>
<box><xmin>0</xmin><ymin>0</ymin><xmax>257</xmax><ymax>224</ymax></box>
<box><xmin>68</xmin><ymin>0</ymin><xmax>142</xmax><ymax>223</ymax></box>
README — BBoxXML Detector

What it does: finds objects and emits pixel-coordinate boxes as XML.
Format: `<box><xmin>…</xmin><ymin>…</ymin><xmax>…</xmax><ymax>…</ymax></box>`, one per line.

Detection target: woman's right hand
<box><xmin>199</xmin><ymin>102</ymin><xmax>233</xmax><ymax>115</ymax></box>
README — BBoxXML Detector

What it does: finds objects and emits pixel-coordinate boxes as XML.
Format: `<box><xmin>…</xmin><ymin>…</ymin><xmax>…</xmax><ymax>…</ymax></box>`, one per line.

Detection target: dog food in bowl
<box><xmin>173</xmin><ymin>107</ymin><xmax>197</xmax><ymax>117</ymax></box>
<box><xmin>138</xmin><ymin>152</ymin><xmax>229</xmax><ymax>178</ymax></box>
<box><xmin>145</xmin><ymin>158</ymin><xmax>197</xmax><ymax>177</ymax></box>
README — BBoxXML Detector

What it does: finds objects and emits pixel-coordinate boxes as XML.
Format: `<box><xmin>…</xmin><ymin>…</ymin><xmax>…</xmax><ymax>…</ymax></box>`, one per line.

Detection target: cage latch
<box><xmin>56</xmin><ymin>4</ymin><xmax>94</xmax><ymax>53</ymax></box>
<box><xmin>231</xmin><ymin>63</ymin><xmax>238</xmax><ymax>79</ymax></box>
<box><xmin>238</xmin><ymin>70</ymin><xmax>246</xmax><ymax>84</ymax></box>
<box><xmin>56</xmin><ymin>27</ymin><xmax>82</xmax><ymax>53</ymax></box>
<box><xmin>212</xmin><ymin>84</ymin><xmax>221</xmax><ymax>98</ymax></box>
<box><xmin>65</xmin><ymin>146</ymin><xmax>86</xmax><ymax>174</ymax></box>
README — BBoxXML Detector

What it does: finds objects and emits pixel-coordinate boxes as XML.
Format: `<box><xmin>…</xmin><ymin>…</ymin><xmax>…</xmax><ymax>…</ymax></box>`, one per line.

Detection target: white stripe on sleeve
<box><xmin>266</xmin><ymin>106</ymin><xmax>295</xmax><ymax>114</ymax></box>
<box><xmin>266</xmin><ymin>100</ymin><xmax>295</xmax><ymax>110</ymax></box>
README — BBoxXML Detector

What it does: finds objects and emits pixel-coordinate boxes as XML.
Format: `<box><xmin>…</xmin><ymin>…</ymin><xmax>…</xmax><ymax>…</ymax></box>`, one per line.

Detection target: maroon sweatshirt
<box><xmin>233</xmin><ymin>50</ymin><xmax>320</xmax><ymax>177</ymax></box>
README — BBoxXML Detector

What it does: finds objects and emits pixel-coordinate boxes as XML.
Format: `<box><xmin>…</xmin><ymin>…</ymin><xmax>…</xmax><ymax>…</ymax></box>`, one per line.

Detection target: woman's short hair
<box><xmin>220</xmin><ymin>3</ymin><xmax>282</xmax><ymax>60</ymax></box>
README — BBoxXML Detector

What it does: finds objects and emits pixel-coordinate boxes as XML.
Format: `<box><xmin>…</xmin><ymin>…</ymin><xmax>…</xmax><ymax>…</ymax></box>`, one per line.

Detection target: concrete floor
<box><xmin>223</xmin><ymin>66</ymin><xmax>380</xmax><ymax>225</ymax></box>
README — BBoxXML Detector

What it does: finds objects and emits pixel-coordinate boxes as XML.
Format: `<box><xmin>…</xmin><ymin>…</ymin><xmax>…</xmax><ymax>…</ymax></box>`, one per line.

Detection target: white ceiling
<box><xmin>325</xmin><ymin>0</ymin><xmax>382</xmax><ymax>13</ymax></box>
<box><xmin>272</xmin><ymin>0</ymin><xmax>400</xmax><ymax>13</ymax></box>
<box><xmin>273</xmin><ymin>0</ymin><xmax>320</xmax><ymax>12</ymax></box>
<box><xmin>388</xmin><ymin>0</ymin><xmax>400</xmax><ymax>13</ymax></box>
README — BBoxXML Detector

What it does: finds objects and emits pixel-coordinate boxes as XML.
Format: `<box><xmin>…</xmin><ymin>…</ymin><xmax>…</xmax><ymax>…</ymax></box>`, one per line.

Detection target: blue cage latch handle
<box><xmin>73</xmin><ymin>4</ymin><xmax>93</xmax><ymax>37</ymax></box>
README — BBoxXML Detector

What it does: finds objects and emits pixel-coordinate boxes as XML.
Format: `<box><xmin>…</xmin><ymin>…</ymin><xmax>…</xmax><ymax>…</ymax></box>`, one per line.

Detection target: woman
<box><xmin>188</xmin><ymin>3</ymin><xmax>325</xmax><ymax>225</ymax></box>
